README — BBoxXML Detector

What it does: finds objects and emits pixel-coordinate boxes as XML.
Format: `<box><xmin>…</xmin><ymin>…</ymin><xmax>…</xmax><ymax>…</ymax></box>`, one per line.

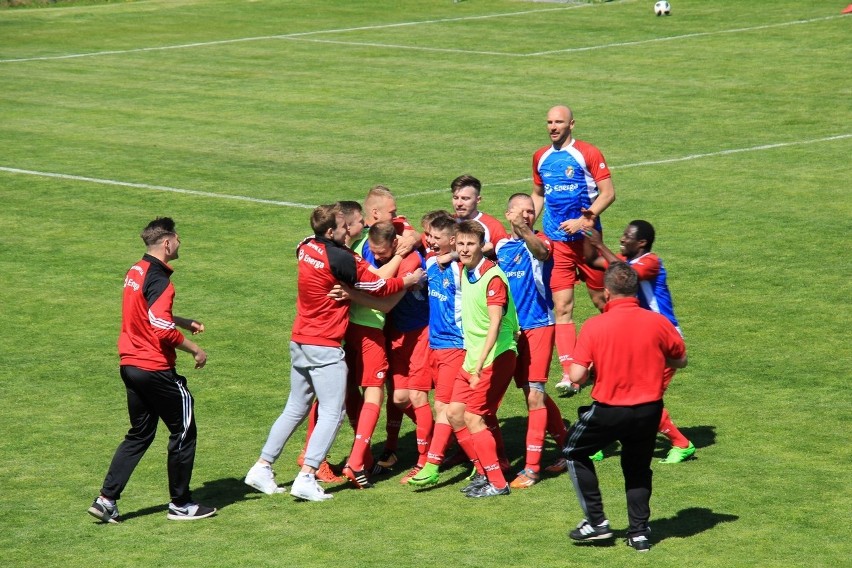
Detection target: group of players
<box><xmin>87</xmin><ymin>104</ymin><xmax>693</xmax><ymax>542</ymax></box>
<box><xmin>242</xmin><ymin>105</ymin><xmax>695</xmax><ymax>502</ymax></box>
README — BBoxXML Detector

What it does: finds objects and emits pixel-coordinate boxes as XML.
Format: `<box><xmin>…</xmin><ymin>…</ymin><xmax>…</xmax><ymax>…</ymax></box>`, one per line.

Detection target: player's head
<box><xmin>604</xmin><ymin>261</ymin><xmax>638</xmax><ymax>299</ymax></box>
<box><xmin>339</xmin><ymin>200</ymin><xmax>365</xmax><ymax>241</ymax></box>
<box><xmin>428</xmin><ymin>214</ymin><xmax>457</xmax><ymax>254</ymax></box>
<box><xmin>421</xmin><ymin>209</ymin><xmax>453</xmax><ymax>250</ymax></box>
<box><xmin>455</xmin><ymin>220</ymin><xmax>485</xmax><ymax>268</ymax></box>
<box><xmin>141</xmin><ymin>217</ymin><xmax>180</xmax><ymax>260</ymax></box>
<box><xmin>451</xmin><ymin>174</ymin><xmax>482</xmax><ymax>220</ymax></box>
<box><xmin>367</xmin><ymin>221</ymin><xmax>398</xmax><ymax>263</ymax></box>
<box><xmin>311</xmin><ymin>203</ymin><xmax>348</xmax><ymax>245</ymax></box>
<box><xmin>506</xmin><ymin>193</ymin><xmax>536</xmax><ymax>231</ymax></box>
<box><xmin>421</xmin><ymin>209</ymin><xmax>453</xmax><ymax>232</ymax></box>
<box><xmin>546</xmin><ymin>105</ymin><xmax>574</xmax><ymax>148</ymax></box>
<box><xmin>621</xmin><ymin>220</ymin><xmax>655</xmax><ymax>259</ymax></box>
<box><xmin>364</xmin><ymin>185</ymin><xmax>397</xmax><ymax>225</ymax></box>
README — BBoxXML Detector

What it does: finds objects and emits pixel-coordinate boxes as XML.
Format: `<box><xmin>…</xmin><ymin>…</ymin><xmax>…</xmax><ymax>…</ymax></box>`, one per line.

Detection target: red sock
<box><xmin>348</xmin><ymin>402</ymin><xmax>380</xmax><ymax>470</ymax></box>
<box><xmin>483</xmin><ymin>413</ymin><xmax>508</xmax><ymax>469</ymax></box>
<box><xmin>384</xmin><ymin>400</ymin><xmax>404</xmax><ymax>452</ymax></box>
<box><xmin>427</xmin><ymin>422</ymin><xmax>453</xmax><ymax>466</ymax></box>
<box><xmin>472</xmin><ymin>429</ymin><xmax>507</xmax><ymax>489</ymax></box>
<box><xmin>413</xmin><ymin>403</ymin><xmax>434</xmax><ymax>467</ymax></box>
<box><xmin>555</xmin><ymin>322</ymin><xmax>577</xmax><ymax>374</ymax></box>
<box><xmin>525</xmin><ymin>407</ymin><xmax>547</xmax><ymax>472</ymax></box>
<box><xmin>403</xmin><ymin>404</ymin><xmax>417</xmax><ymax>422</ymax></box>
<box><xmin>545</xmin><ymin>395</ymin><xmax>569</xmax><ymax>447</ymax></box>
<box><xmin>659</xmin><ymin>408</ymin><xmax>690</xmax><ymax>448</ymax></box>
<box><xmin>454</xmin><ymin>426</ymin><xmax>483</xmax><ymax>474</ymax></box>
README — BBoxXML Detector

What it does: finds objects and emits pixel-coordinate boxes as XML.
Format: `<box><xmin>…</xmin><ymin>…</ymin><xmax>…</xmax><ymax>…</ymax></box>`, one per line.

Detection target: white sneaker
<box><xmin>555</xmin><ymin>377</ymin><xmax>581</xmax><ymax>398</ymax></box>
<box><xmin>290</xmin><ymin>473</ymin><xmax>333</xmax><ymax>501</ymax></box>
<box><xmin>245</xmin><ymin>462</ymin><xmax>285</xmax><ymax>495</ymax></box>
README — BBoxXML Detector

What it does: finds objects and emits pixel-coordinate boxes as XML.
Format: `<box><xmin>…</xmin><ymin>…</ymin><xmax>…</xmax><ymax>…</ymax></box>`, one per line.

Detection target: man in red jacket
<box><xmin>88</xmin><ymin>217</ymin><xmax>215</xmax><ymax>524</ymax></box>
<box><xmin>562</xmin><ymin>262</ymin><xmax>687</xmax><ymax>552</ymax></box>
<box><xmin>245</xmin><ymin>203</ymin><xmax>422</xmax><ymax>501</ymax></box>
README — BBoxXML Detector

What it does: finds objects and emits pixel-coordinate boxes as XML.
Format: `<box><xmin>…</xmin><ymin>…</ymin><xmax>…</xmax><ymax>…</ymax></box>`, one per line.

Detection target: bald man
<box><xmin>531</xmin><ymin>105</ymin><xmax>616</xmax><ymax>397</ymax></box>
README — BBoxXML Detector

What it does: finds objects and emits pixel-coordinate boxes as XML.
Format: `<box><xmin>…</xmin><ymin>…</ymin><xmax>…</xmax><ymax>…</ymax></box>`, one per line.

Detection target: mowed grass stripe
<box><xmin>3</xmin><ymin>133</ymin><xmax>848</xmax><ymax>207</ymax></box>
<box><xmin>1</xmin><ymin>9</ymin><xmax>843</xmax><ymax>63</ymax></box>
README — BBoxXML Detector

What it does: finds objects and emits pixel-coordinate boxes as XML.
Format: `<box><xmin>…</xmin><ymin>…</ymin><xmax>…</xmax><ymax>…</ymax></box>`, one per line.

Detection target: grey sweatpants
<box><xmin>260</xmin><ymin>342</ymin><xmax>347</xmax><ymax>470</ymax></box>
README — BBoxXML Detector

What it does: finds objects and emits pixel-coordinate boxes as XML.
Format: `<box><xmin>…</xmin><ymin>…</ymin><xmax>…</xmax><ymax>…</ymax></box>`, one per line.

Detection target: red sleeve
<box><xmin>535</xmin><ymin>232</ymin><xmax>554</xmax><ymax>259</ymax></box>
<box><xmin>572</xmin><ymin>324</ymin><xmax>594</xmax><ymax>368</ymax></box>
<box><xmin>631</xmin><ymin>254</ymin><xmax>661</xmax><ymax>281</ymax></box>
<box><xmin>532</xmin><ymin>145</ymin><xmax>549</xmax><ymax>186</ymax></box>
<box><xmin>147</xmin><ymin>281</ymin><xmax>184</xmax><ymax>348</ymax></box>
<box><xmin>392</xmin><ymin>216</ymin><xmax>414</xmax><ymax>235</ymax></box>
<box><xmin>660</xmin><ymin>319</ymin><xmax>686</xmax><ymax>360</ymax></box>
<box><xmin>485</xmin><ymin>276</ymin><xmax>508</xmax><ymax>308</ymax></box>
<box><xmin>353</xmin><ymin>256</ymin><xmax>404</xmax><ymax>296</ymax></box>
<box><xmin>575</xmin><ymin>140</ymin><xmax>612</xmax><ymax>183</ymax></box>
<box><xmin>396</xmin><ymin>252</ymin><xmax>422</xmax><ymax>277</ymax></box>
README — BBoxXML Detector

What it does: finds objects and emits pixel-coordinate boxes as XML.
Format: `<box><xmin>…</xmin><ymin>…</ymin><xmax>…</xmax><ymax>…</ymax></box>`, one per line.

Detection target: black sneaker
<box><xmin>343</xmin><ymin>465</ymin><xmax>374</xmax><ymax>489</ymax></box>
<box><xmin>166</xmin><ymin>502</ymin><xmax>217</xmax><ymax>521</ymax></box>
<box><xmin>465</xmin><ymin>482</ymin><xmax>510</xmax><ymax>498</ymax></box>
<box><xmin>87</xmin><ymin>497</ymin><xmax>120</xmax><ymax>524</ymax></box>
<box><xmin>460</xmin><ymin>472</ymin><xmax>488</xmax><ymax>494</ymax></box>
<box><xmin>626</xmin><ymin>534</ymin><xmax>651</xmax><ymax>552</ymax></box>
<box><xmin>569</xmin><ymin>519</ymin><xmax>613</xmax><ymax>541</ymax></box>
<box><xmin>370</xmin><ymin>450</ymin><xmax>398</xmax><ymax>475</ymax></box>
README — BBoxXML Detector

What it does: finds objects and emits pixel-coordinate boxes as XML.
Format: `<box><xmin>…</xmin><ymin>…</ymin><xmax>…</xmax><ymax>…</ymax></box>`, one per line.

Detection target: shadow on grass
<box><xmin>570</xmin><ymin>508</ymin><xmax>738</xmax><ymax>549</ymax></box>
<box><xmin>117</xmin><ymin>477</ymin><xmax>267</xmax><ymax>520</ymax></box>
<box><xmin>119</xmin><ymin>503</ymin><xmax>168</xmax><ymax>521</ymax></box>
<box><xmin>560</xmin><ymin>424</ymin><xmax>718</xmax><ymax>462</ymax></box>
<box><xmin>650</xmin><ymin>507</ymin><xmax>739</xmax><ymax>541</ymax></box>
<box><xmin>192</xmin><ymin>477</ymin><xmax>264</xmax><ymax>510</ymax></box>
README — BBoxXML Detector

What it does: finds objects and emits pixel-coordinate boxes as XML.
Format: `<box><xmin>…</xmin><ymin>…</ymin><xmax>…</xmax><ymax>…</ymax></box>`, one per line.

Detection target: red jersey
<box><xmin>457</xmin><ymin>211</ymin><xmax>509</xmax><ymax>245</ymax></box>
<box><xmin>118</xmin><ymin>254</ymin><xmax>185</xmax><ymax>371</ymax></box>
<box><xmin>291</xmin><ymin>236</ymin><xmax>406</xmax><ymax>347</ymax></box>
<box><xmin>572</xmin><ymin>297</ymin><xmax>685</xmax><ymax>406</ymax></box>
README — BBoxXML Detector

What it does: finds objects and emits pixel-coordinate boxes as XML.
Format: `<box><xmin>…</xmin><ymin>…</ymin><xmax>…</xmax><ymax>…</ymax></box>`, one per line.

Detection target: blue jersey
<box><xmin>626</xmin><ymin>252</ymin><xmax>680</xmax><ymax>332</ymax></box>
<box><xmin>495</xmin><ymin>234</ymin><xmax>555</xmax><ymax>331</ymax></box>
<box><xmin>532</xmin><ymin>139</ymin><xmax>611</xmax><ymax>243</ymax></box>
<box><xmin>388</xmin><ymin>251</ymin><xmax>429</xmax><ymax>332</ymax></box>
<box><xmin>425</xmin><ymin>255</ymin><xmax>464</xmax><ymax>349</ymax></box>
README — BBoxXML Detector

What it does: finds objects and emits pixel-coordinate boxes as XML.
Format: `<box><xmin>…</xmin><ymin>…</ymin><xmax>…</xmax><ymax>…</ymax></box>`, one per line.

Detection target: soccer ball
<box><xmin>654</xmin><ymin>1</ymin><xmax>671</xmax><ymax>16</ymax></box>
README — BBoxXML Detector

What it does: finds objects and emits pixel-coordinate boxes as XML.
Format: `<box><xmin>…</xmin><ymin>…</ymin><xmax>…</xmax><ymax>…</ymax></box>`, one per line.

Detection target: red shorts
<box><xmin>451</xmin><ymin>350</ymin><xmax>517</xmax><ymax>416</ymax></box>
<box><xmin>344</xmin><ymin>323</ymin><xmax>388</xmax><ymax>388</ymax></box>
<box><xmin>387</xmin><ymin>325</ymin><xmax>431</xmax><ymax>392</ymax></box>
<box><xmin>514</xmin><ymin>325</ymin><xmax>555</xmax><ymax>387</ymax></box>
<box><xmin>550</xmin><ymin>240</ymin><xmax>605</xmax><ymax>292</ymax></box>
<box><xmin>430</xmin><ymin>348</ymin><xmax>465</xmax><ymax>404</ymax></box>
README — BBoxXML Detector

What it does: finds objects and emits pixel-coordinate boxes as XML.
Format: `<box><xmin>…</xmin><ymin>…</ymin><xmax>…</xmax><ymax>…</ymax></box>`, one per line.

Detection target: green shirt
<box><xmin>460</xmin><ymin>260</ymin><xmax>519</xmax><ymax>373</ymax></box>
<box><xmin>348</xmin><ymin>236</ymin><xmax>386</xmax><ymax>330</ymax></box>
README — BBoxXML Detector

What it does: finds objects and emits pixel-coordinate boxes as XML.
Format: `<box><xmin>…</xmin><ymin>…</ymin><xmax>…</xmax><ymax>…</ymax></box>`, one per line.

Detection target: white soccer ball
<box><xmin>654</xmin><ymin>1</ymin><xmax>671</xmax><ymax>16</ymax></box>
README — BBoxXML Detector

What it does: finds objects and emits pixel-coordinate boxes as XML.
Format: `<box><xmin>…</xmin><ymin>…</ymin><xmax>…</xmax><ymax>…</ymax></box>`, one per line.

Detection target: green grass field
<box><xmin>1</xmin><ymin>0</ymin><xmax>850</xmax><ymax>566</ymax></box>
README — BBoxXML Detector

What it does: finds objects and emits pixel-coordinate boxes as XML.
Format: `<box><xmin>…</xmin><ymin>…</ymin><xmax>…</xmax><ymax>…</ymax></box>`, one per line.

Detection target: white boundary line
<box><xmin>2</xmin><ymin>134</ymin><xmax>848</xmax><ymax>207</ymax></box>
<box><xmin>0</xmin><ymin>4</ymin><xmax>594</xmax><ymax>64</ymax></box>
<box><xmin>0</xmin><ymin>167</ymin><xmax>315</xmax><ymax>209</ymax></box>
<box><xmin>2</xmin><ymin>8</ymin><xmax>843</xmax><ymax>63</ymax></box>
<box><xmin>285</xmin><ymin>14</ymin><xmax>845</xmax><ymax>58</ymax></box>
<box><xmin>395</xmin><ymin>134</ymin><xmax>852</xmax><ymax>198</ymax></box>
<box><xmin>527</xmin><ymin>15</ymin><xmax>844</xmax><ymax>55</ymax></box>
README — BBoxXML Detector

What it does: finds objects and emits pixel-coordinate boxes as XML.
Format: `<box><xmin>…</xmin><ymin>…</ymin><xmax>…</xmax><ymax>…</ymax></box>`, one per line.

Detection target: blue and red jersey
<box><xmin>601</xmin><ymin>253</ymin><xmax>680</xmax><ymax>332</ymax></box>
<box><xmin>425</xmin><ymin>254</ymin><xmax>464</xmax><ymax>349</ymax></box>
<box><xmin>495</xmin><ymin>233</ymin><xmax>555</xmax><ymax>331</ymax></box>
<box><xmin>388</xmin><ymin>251</ymin><xmax>429</xmax><ymax>333</ymax></box>
<box><xmin>532</xmin><ymin>139</ymin><xmax>611</xmax><ymax>242</ymax></box>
